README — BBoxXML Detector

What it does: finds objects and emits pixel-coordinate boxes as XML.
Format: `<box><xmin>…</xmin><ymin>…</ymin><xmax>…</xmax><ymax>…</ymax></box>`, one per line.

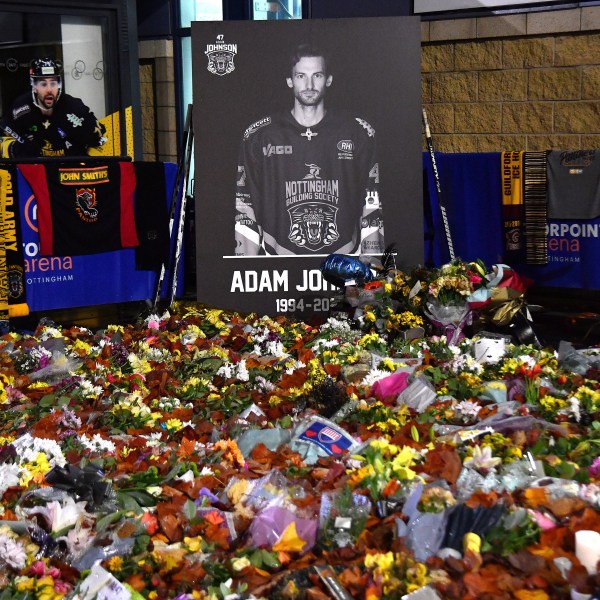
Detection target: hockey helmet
<box><xmin>30</xmin><ymin>58</ymin><xmax>62</xmax><ymax>107</ymax></box>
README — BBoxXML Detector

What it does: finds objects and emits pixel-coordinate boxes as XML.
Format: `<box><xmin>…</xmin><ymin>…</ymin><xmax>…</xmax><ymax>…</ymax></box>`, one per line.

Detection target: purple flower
<box><xmin>589</xmin><ymin>457</ymin><xmax>600</xmax><ymax>478</ymax></box>
<box><xmin>196</xmin><ymin>487</ymin><xmax>219</xmax><ymax>505</ymax></box>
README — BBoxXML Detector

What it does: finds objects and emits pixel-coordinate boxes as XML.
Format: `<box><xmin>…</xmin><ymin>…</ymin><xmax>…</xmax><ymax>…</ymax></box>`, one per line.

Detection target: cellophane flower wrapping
<box><xmin>424</xmin><ymin>298</ymin><xmax>472</xmax><ymax>345</ymax></box>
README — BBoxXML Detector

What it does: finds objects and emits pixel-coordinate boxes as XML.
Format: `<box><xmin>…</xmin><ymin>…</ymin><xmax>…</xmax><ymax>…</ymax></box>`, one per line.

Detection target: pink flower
<box><xmin>54</xmin><ymin>580</ymin><xmax>71</xmax><ymax>593</ymax></box>
<box><xmin>29</xmin><ymin>560</ymin><xmax>47</xmax><ymax>577</ymax></box>
<box><xmin>589</xmin><ymin>457</ymin><xmax>600</xmax><ymax>478</ymax></box>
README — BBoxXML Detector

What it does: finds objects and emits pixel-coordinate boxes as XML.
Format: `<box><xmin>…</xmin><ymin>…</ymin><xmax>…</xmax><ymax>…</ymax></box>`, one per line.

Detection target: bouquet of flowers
<box><xmin>421</xmin><ymin>259</ymin><xmax>486</xmax><ymax>344</ymax></box>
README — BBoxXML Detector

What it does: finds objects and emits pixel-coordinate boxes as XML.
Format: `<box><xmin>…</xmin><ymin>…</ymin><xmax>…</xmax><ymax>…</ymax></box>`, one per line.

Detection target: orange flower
<box><xmin>213</xmin><ymin>439</ymin><xmax>245</xmax><ymax>467</ymax></box>
<box><xmin>364</xmin><ymin>280</ymin><xmax>384</xmax><ymax>290</ymax></box>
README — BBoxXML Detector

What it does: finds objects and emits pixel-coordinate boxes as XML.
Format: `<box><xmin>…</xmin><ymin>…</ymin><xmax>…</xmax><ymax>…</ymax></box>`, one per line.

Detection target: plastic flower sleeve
<box><xmin>371</xmin><ymin>370</ymin><xmax>410</xmax><ymax>401</ymax></box>
<box><xmin>401</xmin><ymin>483</ymin><xmax>451</xmax><ymax>562</ymax></box>
<box><xmin>248</xmin><ymin>505</ymin><xmax>317</xmax><ymax>552</ymax></box>
<box><xmin>424</xmin><ymin>298</ymin><xmax>472</xmax><ymax>345</ymax></box>
<box><xmin>318</xmin><ymin>488</ymin><xmax>371</xmax><ymax>549</ymax></box>
<box><xmin>396</xmin><ymin>375</ymin><xmax>437</xmax><ymax>413</ymax></box>
<box><xmin>235</xmin><ymin>427</ymin><xmax>292</xmax><ymax>458</ymax></box>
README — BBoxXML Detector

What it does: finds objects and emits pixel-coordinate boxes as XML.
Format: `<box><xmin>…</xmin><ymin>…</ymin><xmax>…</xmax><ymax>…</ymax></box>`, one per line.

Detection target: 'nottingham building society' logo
<box><xmin>205</xmin><ymin>34</ymin><xmax>237</xmax><ymax>76</ymax></box>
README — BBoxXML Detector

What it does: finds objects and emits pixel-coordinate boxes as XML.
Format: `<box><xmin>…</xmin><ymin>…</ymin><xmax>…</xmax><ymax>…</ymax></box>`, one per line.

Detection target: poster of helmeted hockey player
<box><xmin>192</xmin><ymin>17</ymin><xmax>422</xmax><ymax>316</ymax></box>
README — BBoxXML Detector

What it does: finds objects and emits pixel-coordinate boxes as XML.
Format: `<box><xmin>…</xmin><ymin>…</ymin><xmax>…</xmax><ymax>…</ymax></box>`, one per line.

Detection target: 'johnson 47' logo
<box><xmin>75</xmin><ymin>188</ymin><xmax>99</xmax><ymax>223</ymax></box>
<box><xmin>206</xmin><ymin>34</ymin><xmax>237</xmax><ymax>76</ymax></box>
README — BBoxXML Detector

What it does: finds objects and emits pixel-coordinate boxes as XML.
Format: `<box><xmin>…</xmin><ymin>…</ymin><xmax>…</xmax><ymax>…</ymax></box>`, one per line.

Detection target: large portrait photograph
<box><xmin>192</xmin><ymin>17</ymin><xmax>423</xmax><ymax>316</ymax></box>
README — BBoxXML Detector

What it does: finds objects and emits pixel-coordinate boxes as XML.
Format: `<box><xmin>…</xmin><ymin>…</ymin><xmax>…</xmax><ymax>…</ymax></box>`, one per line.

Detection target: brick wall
<box><xmin>422</xmin><ymin>5</ymin><xmax>600</xmax><ymax>152</ymax></box>
<box><xmin>138</xmin><ymin>39</ymin><xmax>177</xmax><ymax>163</ymax></box>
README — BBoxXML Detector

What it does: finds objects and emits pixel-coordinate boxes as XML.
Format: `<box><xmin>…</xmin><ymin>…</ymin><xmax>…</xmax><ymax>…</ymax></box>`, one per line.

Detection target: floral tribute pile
<box><xmin>0</xmin><ymin>259</ymin><xmax>599</xmax><ymax>600</ymax></box>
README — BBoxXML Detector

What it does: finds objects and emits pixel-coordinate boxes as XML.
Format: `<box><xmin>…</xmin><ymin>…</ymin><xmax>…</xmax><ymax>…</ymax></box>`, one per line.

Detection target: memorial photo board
<box><xmin>192</xmin><ymin>16</ymin><xmax>423</xmax><ymax>316</ymax></box>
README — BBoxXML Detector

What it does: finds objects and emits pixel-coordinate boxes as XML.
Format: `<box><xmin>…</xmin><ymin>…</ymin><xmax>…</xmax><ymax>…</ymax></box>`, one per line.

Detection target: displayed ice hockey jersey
<box><xmin>19</xmin><ymin>162</ymin><xmax>138</xmax><ymax>256</ymax></box>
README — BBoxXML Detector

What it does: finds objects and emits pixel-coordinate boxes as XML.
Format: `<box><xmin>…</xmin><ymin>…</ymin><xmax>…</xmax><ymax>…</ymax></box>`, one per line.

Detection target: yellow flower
<box><xmin>108</xmin><ymin>556</ymin><xmax>123</xmax><ymax>572</ymax></box>
<box><xmin>19</xmin><ymin>452</ymin><xmax>52</xmax><ymax>486</ymax></box>
<box><xmin>226</xmin><ymin>479</ymin><xmax>250</xmax><ymax>505</ymax></box>
<box><xmin>15</xmin><ymin>577</ymin><xmax>35</xmax><ymax>592</ymax></box>
<box><xmin>231</xmin><ymin>556</ymin><xmax>252</xmax><ymax>571</ymax></box>
<box><xmin>29</xmin><ymin>381</ymin><xmax>51</xmax><ymax>389</ymax></box>
<box><xmin>165</xmin><ymin>418</ymin><xmax>183</xmax><ymax>432</ymax></box>
<box><xmin>184</xmin><ymin>536</ymin><xmax>203</xmax><ymax>552</ymax></box>
<box><xmin>379</xmin><ymin>358</ymin><xmax>398</xmax><ymax>372</ymax></box>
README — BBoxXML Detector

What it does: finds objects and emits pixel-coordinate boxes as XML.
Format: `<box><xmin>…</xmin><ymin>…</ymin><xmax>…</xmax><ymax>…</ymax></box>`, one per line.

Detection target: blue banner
<box><xmin>424</xmin><ymin>152</ymin><xmax>600</xmax><ymax>290</ymax></box>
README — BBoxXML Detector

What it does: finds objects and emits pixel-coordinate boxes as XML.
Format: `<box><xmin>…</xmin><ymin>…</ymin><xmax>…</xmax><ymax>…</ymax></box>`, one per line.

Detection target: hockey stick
<box><xmin>167</xmin><ymin>112</ymin><xmax>194</xmax><ymax>308</ymax></box>
<box><xmin>151</xmin><ymin>104</ymin><xmax>192</xmax><ymax>312</ymax></box>
<box><xmin>422</xmin><ymin>108</ymin><xmax>455</xmax><ymax>260</ymax></box>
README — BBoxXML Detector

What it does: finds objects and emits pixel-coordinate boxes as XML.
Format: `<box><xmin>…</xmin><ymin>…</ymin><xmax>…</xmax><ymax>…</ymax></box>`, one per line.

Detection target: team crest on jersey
<box><xmin>206</xmin><ymin>34</ymin><xmax>237</xmax><ymax>76</ymax></box>
<box><xmin>7</xmin><ymin>266</ymin><xmax>24</xmax><ymax>299</ymax></box>
<box><xmin>288</xmin><ymin>202</ymin><xmax>339</xmax><ymax>252</ymax></box>
<box><xmin>75</xmin><ymin>188</ymin><xmax>99</xmax><ymax>223</ymax></box>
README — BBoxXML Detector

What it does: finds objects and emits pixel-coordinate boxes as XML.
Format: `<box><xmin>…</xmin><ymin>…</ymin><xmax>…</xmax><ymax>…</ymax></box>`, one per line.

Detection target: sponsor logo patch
<box><xmin>263</xmin><ymin>144</ymin><xmax>292</xmax><ymax>157</ymax></box>
<box><xmin>243</xmin><ymin>117</ymin><xmax>271</xmax><ymax>140</ymax></box>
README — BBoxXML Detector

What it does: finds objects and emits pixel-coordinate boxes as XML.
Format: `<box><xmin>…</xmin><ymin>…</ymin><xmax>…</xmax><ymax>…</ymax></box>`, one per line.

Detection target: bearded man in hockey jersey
<box><xmin>0</xmin><ymin>58</ymin><xmax>106</xmax><ymax>158</ymax></box>
<box><xmin>235</xmin><ymin>44</ymin><xmax>384</xmax><ymax>256</ymax></box>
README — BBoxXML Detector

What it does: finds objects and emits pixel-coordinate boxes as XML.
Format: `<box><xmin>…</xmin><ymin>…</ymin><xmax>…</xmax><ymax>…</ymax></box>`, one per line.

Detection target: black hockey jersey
<box><xmin>0</xmin><ymin>92</ymin><xmax>105</xmax><ymax>158</ymax></box>
<box><xmin>235</xmin><ymin>110</ymin><xmax>384</xmax><ymax>256</ymax></box>
<box><xmin>19</xmin><ymin>162</ymin><xmax>138</xmax><ymax>256</ymax></box>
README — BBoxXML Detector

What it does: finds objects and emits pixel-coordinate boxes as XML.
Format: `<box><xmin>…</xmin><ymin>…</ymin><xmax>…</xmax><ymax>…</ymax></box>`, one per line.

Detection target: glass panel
<box><xmin>252</xmin><ymin>0</ymin><xmax>302</xmax><ymax>20</ymax></box>
<box><xmin>181</xmin><ymin>36</ymin><xmax>193</xmax><ymax>116</ymax></box>
<box><xmin>180</xmin><ymin>0</ymin><xmax>223</xmax><ymax>28</ymax></box>
<box><xmin>0</xmin><ymin>12</ymin><xmax>108</xmax><ymax>124</ymax></box>
<box><xmin>61</xmin><ymin>16</ymin><xmax>107</xmax><ymax>121</ymax></box>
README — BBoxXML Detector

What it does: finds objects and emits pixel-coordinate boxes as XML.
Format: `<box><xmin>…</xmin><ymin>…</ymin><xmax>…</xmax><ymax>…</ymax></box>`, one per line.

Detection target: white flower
<box><xmin>255</xmin><ymin>376</ymin><xmax>276</xmax><ymax>392</ymax></box>
<box><xmin>27</xmin><ymin>497</ymin><xmax>88</xmax><ymax>533</ymax></box>
<box><xmin>78</xmin><ymin>379</ymin><xmax>103</xmax><ymax>398</ymax></box>
<box><xmin>142</xmin><ymin>432</ymin><xmax>164</xmax><ymax>447</ymax></box>
<box><xmin>360</xmin><ymin>368</ymin><xmax>390</xmax><ymax>387</ymax></box>
<box><xmin>58</xmin><ymin>523</ymin><xmax>95</xmax><ymax>555</ymax></box>
<box><xmin>463</xmin><ymin>445</ymin><xmax>502</xmax><ymax>474</ymax></box>
<box><xmin>12</xmin><ymin>434</ymin><xmax>66</xmax><ymax>468</ymax></box>
<box><xmin>217</xmin><ymin>363</ymin><xmax>234</xmax><ymax>379</ymax></box>
<box><xmin>177</xmin><ymin>470</ymin><xmax>196</xmax><ymax>483</ymax></box>
<box><xmin>79</xmin><ymin>434</ymin><xmax>116</xmax><ymax>454</ymax></box>
<box><xmin>0</xmin><ymin>533</ymin><xmax>27</xmax><ymax>569</ymax></box>
<box><xmin>39</xmin><ymin>327</ymin><xmax>63</xmax><ymax>340</ymax></box>
<box><xmin>0</xmin><ymin>464</ymin><xmax>21</xmax><ymax>497</ymax></box>
<box><xmin>455</xmin><ymin>401</ymin><xmax>482</xmax><ymax>418</ymax></box>
<box><xmin>236</xmin><ymin>359</ymin><xmax>249</xmax><ymax>382</ymax></box>
<box><xmin>265</xmin><ymin>340</ymin><xmax>287</xmax><ymax>358</ymax></box>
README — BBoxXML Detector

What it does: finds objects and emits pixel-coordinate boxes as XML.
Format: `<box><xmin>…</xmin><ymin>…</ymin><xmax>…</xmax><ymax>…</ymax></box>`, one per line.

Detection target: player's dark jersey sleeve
<box><xmin>235</xmin><ymin>120</ymin><xmax>268</xmax><ymax>256</ymax></box>
<box><xmin>0</xmin><ymin>96</ymin><xmax>31</xmax><ymax>158</ymax></box>
<box><xmin>60</xmin><ymin>96</ymin><xmax>106</xmax><ymax>150</ymax></box>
